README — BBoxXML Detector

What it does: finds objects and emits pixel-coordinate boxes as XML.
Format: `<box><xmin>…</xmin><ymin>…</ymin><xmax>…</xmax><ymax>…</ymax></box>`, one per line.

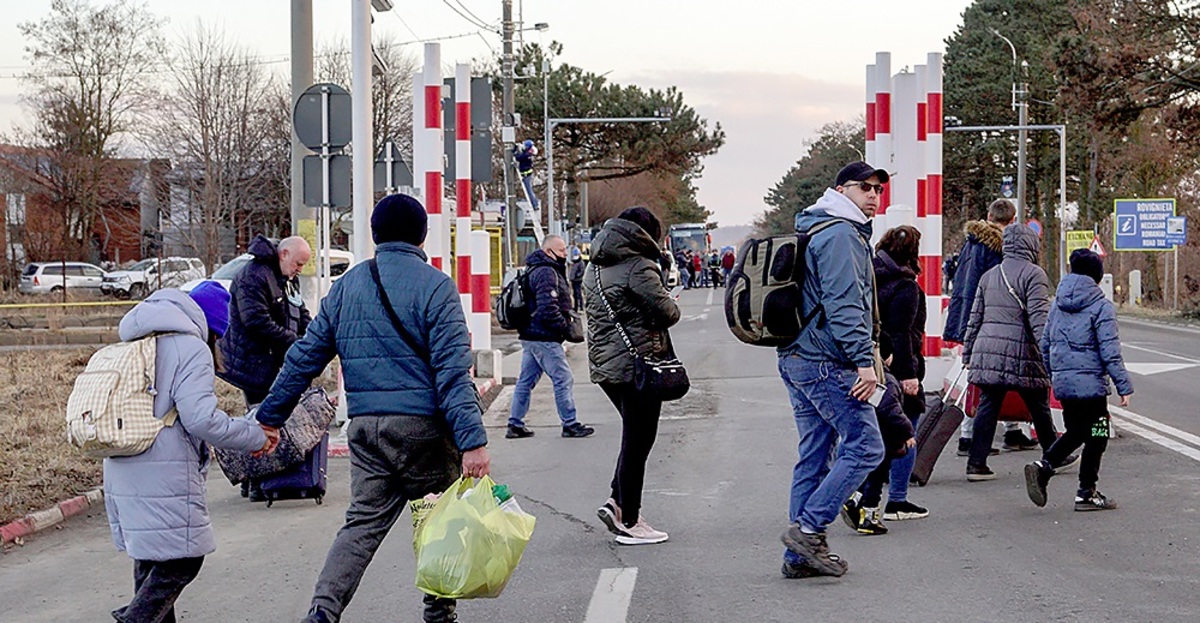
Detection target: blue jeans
<box><xmin>778</xmin><ymin>356</ymin><xmax>884</xmax><ymax>562</ymax></box>
<box><xmin>509</xmin><ymin>340</ymin><xmax>578</xmax><ymax>427</ymax></box>
<box><xmin>520</xmin><ymin>174</ymin><xmax>539</xmax><ymax>210</ymax></box>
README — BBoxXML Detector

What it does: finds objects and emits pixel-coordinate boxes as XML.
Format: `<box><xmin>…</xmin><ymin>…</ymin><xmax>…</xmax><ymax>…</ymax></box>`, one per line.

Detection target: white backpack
<box><xmin>66</xmin><ymin>335</ymin><xmax>178</xmax><ymax>458</ymax></box>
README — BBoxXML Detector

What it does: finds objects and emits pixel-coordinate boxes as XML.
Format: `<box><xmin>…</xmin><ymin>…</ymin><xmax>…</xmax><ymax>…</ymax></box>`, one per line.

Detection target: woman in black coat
<box><xmin>843</xmin><ymin>226</ymin><xmax>930</xmax><ymax>534</ymax></box>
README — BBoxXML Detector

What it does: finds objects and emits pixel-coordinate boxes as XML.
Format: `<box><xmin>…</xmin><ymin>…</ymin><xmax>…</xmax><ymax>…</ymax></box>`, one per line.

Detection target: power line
<box><xmin>453</xmin><ymin>0</ymin><xmax>497</xmax><ymax>30</ymax></box>
<box><xmin>441</xmin><ymin>0</ymin><xmax>496</xmax><ymax>31</ymax></box>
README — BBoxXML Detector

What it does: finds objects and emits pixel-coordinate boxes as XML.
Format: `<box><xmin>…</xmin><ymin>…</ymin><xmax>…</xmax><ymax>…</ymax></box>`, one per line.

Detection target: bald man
<box><xmin>507</xmin><ymin>235</ymin><xmax>594</xmax><ymax>439</ymax></box>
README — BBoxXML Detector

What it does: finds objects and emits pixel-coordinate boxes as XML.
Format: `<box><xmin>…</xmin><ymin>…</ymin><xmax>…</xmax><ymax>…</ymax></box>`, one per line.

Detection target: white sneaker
<box><xmin>614</xmin><ymin>517</ymin><xmax>669</xmax><ymax>545</ymax></box>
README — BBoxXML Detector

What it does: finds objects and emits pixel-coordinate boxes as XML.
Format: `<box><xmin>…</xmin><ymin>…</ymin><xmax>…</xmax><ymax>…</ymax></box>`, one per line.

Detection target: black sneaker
<box><xmin>780</xmin><ymin>525</ymin><xmax>846</xmax><ymax>577</ymax></box>
<box><xmin>562</xmin><ymin>422</ymin><xmax>595</xmax><ymax>438</ymax></box>
<box><xmin>781</xmin><ymin>553</ymin><xmax>848</xmax><ymax>579</ymax></box>
<box><xmin>839</xmin><ymin>497</ymin><xmax>862</xmax><ymax>531</ymax></box>
<box><xmin>1075</xmin><ymin>489</ymin><xmax>1118</xmax><ymax>511</ymax></box>
<box><xmin>1023</xmin><ymin>460</ymin><xmax>1053</xmax><ymax>507</ymax></box>
<box><xmin>505</xmin><ymin>425</ymin><xmax>535</xmax><ymax>439</ymax></box>
<box><xmin>856</xmin><ymin>508</ymin><xmax>888</xmax><ymax>535</ymax></box>
<box><xmin>966</xmin><ymin>464</ymin><xmax>996</xmax><ymax>481</ymax></box>
<box><xmin>1003</xmin><ymin>430</ymin><xmax>1040</xmax><ymax>451</ymax></box>
<box><xmin>958</xmin><ymin>439</ymin><xmax>1000</xmax><ymax>457</ymax></box>
<box><xmin>883</xmin><ymin>500</ymin><xmax>929</xmax><ymax>520</ymax></box>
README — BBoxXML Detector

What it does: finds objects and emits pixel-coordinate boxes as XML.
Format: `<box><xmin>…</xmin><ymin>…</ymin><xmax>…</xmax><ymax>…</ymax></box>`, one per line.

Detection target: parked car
<box><xmin>101</xmin><ymin>257</ymin><xmax>206</xmax><ymax>299</ymax></box>
<box><xmin>18</xmin><ymin>261</ymin><xmax>109</xmax><ymax>294</ymax></box>
<box><xmin>179</xmin><ymin>249</ymin><xmax>353</xmax><ymax>293</ymax></box>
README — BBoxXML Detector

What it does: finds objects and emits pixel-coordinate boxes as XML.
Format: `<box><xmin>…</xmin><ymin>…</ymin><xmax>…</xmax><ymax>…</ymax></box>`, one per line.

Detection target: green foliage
<box><xmin>754</xmin><ymin>121</ymin><xmax>864</xmax><ymax>236</ymax></box>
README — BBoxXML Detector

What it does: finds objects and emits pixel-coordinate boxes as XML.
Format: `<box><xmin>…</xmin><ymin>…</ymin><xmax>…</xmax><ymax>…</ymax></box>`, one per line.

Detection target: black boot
<box><xmin>423</xmin><ymin>594</ymin><xmax>457</xmax><ymax>622</ymax></box>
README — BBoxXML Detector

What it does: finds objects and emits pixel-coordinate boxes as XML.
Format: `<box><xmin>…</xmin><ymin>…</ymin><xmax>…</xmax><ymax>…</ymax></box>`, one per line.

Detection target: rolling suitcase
<box><xmin>261</xmin><ymin>432</ymin><xmax>328</xmax><ymax>507</ymax></box>
<box><xmin>911</xmin><ymin>369</ymin><xmax>967</xmax><ymax>486</ymax></box>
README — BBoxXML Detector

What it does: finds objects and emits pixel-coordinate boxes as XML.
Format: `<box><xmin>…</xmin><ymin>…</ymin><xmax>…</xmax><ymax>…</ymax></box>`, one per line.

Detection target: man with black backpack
<box><xmin>506</xmin><ymin>235</ymin><xmax>594</xmax><ymax>439</ymax></box>
<box><xmin>777</xmin><ymin>162</ymin><xmax>887</xmax><ymax>579</ymax></box>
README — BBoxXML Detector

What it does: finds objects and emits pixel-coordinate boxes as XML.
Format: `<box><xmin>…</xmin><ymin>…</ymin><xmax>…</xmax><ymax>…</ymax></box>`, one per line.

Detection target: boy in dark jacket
<box><xmin>507</xmin><ymin>235</ymin><xmax>594</xmax><ymax>439</ymax></box>
<box><xmin>1025</xmin><ymin>250</ymin><xmax>1132</xmax><ymax>511</ymax></box>
<box><xmin>840</xmin><ymin>373</ymin><xmax>916</xmax><ymax>535</ymax></box>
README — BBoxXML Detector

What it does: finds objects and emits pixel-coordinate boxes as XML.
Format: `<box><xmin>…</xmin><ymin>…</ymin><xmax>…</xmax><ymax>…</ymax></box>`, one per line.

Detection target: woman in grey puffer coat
<box><xmin>961</xmin><ymin>223</ymin><xmax>1060</xmax><ymax>480</ymax></box>
<box><xmin>583</xmin><ymin>207</ymin><xmax>680</xmax><ymax>546</ymax></box>
<box><xmin>104</xmin><ymin>285</ymin><xmax>270</xmax><ymax>623</ymax></box>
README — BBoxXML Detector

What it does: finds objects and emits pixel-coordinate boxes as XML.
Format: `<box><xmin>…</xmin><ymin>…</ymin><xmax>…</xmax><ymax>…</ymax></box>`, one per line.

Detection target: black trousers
<box><xmin>969</xmin><ymin>385</ymin><xmax>1057</xmax><ymax>468</ymax></box>
<box><xmin>572</xmin><ymin>281</ymin><xmax>583</xmax><ymax>311</ymax></box>
<box><xmin>1043</xmin><ymin>397</ymin><xmax>1110</xmax><ymax>492</ymax></box>
<box><xmin>111</xmin><ymin>557</ymin><xmax>204</xmax><ymax>623</ymax></box>
<box><xmin>600</xmin><ymin>383</ymin><xmax>663</xmax><ymax>527</ymax></box>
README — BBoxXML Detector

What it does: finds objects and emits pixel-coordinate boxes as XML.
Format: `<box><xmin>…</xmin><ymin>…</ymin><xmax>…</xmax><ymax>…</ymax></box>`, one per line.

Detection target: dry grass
<box><xmin>0</xmin><ymin>346</ymin><xmax>333</xmax><ymax>525</ymax></box>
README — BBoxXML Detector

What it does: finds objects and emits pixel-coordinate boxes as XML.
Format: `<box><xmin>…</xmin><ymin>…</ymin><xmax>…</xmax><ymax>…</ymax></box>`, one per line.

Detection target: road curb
<box><xmin>327</xmin><ymin>377</ymin><xmax>502</xmax><ymax>458</ymax></box>
<box><xmin>1</xmin><ymin>489</ymin><xmax>104</xmax><ymax>546</ymax></box>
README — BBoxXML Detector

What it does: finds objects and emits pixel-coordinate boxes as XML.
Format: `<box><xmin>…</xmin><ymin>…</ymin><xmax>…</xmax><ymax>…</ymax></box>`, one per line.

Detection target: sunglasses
<box><xmin>844</xmin><ymin>181</ymin><xmax>885</xmax><ymax>194</ymax></box>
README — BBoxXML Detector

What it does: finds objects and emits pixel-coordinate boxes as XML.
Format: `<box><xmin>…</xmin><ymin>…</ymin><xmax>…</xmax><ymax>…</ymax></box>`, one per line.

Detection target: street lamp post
<box><xmin>990</xmin><ymin>28</ymin><xmax>1030</xmax><ymax>219</ymax></box>
<box><xmin>545</xmin><ymin>116</ymin><xmax>670</xmax><ymax>237</ymax></box>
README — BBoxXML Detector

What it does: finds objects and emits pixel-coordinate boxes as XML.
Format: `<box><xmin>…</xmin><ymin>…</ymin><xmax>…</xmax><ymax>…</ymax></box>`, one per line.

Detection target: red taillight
<box><xmin>34</xmin><ymin>275</ymin><xmax>40</xmax><ymax>286</ymax></box>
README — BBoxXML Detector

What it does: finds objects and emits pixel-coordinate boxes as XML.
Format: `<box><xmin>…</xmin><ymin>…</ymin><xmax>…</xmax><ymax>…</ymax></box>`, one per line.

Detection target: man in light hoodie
<box><xmin>777</xmin><ymin>161</ymin><xmax>887</xmax><ymax>579</ymax></box>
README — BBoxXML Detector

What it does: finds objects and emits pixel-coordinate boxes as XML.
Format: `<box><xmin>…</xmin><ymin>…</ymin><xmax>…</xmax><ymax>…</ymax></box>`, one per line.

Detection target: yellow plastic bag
<box><xmin>412</xmin><ymin>476</ymin><xmax>536</xmax><ymax>599</ymax></box>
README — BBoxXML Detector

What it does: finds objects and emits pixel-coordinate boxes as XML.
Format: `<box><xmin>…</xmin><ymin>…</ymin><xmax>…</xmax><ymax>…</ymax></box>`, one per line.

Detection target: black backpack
<box><xmin>496</xmin><ymin>268</ymin><xmax>533</xmax><ymax>330</ymax></box>
<box><xmin>724</xmin><ymin>219</ymin><xmax>843</xmax><ymax>346</ymax></box>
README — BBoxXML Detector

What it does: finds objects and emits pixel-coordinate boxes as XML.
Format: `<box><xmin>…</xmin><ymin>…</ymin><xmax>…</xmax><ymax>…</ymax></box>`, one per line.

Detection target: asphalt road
<box><xmin>3</xmin><ymin>289</ymin><xmax>1199</xmax><ymax>622</ymax></box>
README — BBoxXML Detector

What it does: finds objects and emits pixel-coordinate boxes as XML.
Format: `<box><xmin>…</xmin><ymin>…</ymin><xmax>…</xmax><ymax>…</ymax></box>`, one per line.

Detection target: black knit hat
<box><xmin>1069</xmin><ymin>248</ymin><xmax>1104</xmax><ymax>284</ymax></box>
<box><xmin>371</xmin><ymin>193</ymin><xmax>428</xmax><ymax>245</ymax></box>
<box><xmin>617</xmin><ymin>206</ymin><xmax>662</xmax><ymax>241</ymax></box>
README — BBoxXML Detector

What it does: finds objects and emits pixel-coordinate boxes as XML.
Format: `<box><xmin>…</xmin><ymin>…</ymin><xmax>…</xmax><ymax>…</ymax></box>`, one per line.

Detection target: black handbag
<box><xmin>595</xmin><ymin>268</ymin><xmax>689</xmax><ymax>401</ymax></box>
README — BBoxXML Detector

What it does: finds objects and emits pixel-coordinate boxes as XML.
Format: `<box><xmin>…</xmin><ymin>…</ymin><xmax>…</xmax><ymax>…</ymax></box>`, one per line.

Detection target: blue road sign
<box><xmin>1114</xmin><ymin>198</ymin><xmax>1176</xmax><ymax>251</ymax></box>
<box><xmin>1166</xmin><ymin>216</ymin><xmax>1188</xmax><ymax>247</ymax></box>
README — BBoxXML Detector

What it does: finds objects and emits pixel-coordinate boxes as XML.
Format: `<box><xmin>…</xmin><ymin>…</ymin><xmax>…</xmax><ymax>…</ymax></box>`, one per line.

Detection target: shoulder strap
<box><xmin>999</xmin><ymin>264</ymin><xmax>1038</xmax><ymax>342</ymax></box>
<box><xmin>368</xmin><ymin>259</ymin><xmax>431</xmax><ymax>364</ymax></box>
<box><xmin>594</xmin><ymin>267</ymin><xmax>641</xmax><ymax>358</ymax></box>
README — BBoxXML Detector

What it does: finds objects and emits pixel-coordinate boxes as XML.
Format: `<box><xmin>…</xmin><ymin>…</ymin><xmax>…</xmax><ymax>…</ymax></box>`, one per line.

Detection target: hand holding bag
<box><xmin>595</xmin><ymin>268</ymin><xmax>690</xmax><ymax>401</ymax></box>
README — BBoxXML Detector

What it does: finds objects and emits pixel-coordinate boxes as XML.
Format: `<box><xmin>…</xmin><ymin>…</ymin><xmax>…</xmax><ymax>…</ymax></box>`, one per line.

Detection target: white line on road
<box><xmin>1110</xmin><ymin>405</ymin><xmax>1200</xmax><ymax>451</ymax></box>
<box><xmin>1122</xmin><ymin>342</ymin><xmax>1200</xmax><ymax>365</ymax></box>
<box><xmin>1112</xmin><ymin>419</ymin><xmax>1200</xmax><ymax>463</ymax></box>
<box><xmin>705</xmin><ymin>288</ymin><xmax>714</xmax><ymax>306</ymax></box>
<box><xmin>584</xmin><ymin>567</ymin><xmax>638</xmax><ymax>623</ymax></box>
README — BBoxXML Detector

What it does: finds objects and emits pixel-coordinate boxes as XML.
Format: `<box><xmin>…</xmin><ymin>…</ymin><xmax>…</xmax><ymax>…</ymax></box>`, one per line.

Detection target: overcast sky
<box><xmin>0</xmin><ymin>1</ymin><xmax>974</xmax><ymax>226</ymax></box>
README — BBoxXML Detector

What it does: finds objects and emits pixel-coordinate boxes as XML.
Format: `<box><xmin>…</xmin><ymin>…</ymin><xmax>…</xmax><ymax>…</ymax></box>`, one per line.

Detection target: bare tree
<box><xmin>145</xmin><ymin>24</ymin><xmax>287</xmax><ymax>269</ymax></box>
<box><xmin>16</xmin><ymin>0</ymin><xmax>165</xmax><ymax>260</ymax></box>
<box><xmin>316</xmin><ymin>33</ymin><xmax>418</xmax><ymax>155</ymax></box>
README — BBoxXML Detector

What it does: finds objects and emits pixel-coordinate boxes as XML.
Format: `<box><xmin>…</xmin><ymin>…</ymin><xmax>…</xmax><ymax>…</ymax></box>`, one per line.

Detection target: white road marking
<box><xmin>681</xmin><ymin>313</ymin><xmax>709</xmax><ymax>322</ymax></box>
<box><xmin>1110</xmin><ymin>405</ymin><xmax>1200</xmax><ymax>450</ymax></box>
<box><xmin>584</xmin><ymin>567</ymin><xmax>638</xmax><ymax>623</ymax></box>
<box><xmin>1112</xmin><ymin>419</ymin><xmax>1200</xmax><ymax>463</ymax></box>
<box><xmin>705</xmin><ymin>289</ymin><xmax>714</xmax><ymax>306</ymax></box>
<box><xmin>1122</xmin><ymin>342</ymin><xmax>1200</xmax><ymax>364</ymax></box>
<box><xmin>1125</xmin><ymin>362</ymin><xmax>1199</xmax><ymax>376</ymax></box>
<box><xmin>1120</xmin><ymin>316</ymin><xmax>1200</xmax><ymax>336</ymax></box>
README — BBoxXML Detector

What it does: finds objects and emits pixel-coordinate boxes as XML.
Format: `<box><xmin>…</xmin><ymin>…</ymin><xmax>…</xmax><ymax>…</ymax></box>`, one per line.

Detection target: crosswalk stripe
<box><xmin>583</xmin><ymin>567</ymin><xmax>638</xmax><ymax>623</ymax></box>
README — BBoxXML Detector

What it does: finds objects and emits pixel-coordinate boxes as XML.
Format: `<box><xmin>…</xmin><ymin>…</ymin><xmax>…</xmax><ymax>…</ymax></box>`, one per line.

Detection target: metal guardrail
<box><xmin>0</xmin><ymin>301</ymin><xmax>138</xmax><ymax>310</ymax></box>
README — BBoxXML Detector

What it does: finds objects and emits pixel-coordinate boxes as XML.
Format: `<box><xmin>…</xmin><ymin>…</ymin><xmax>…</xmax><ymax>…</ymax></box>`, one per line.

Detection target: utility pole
<box><xmin>291</xmin><ymin>0</ymin><xmax>315</xmax><ymax>308</ymax></box>
<box><xmin>501</xmin><ymin>0</ymin><xmax>515</xmax><ymax>269</ymax></box>
<box><xmin>1016</xmin><ymin>60</ymin><xmax>1029</xmax><ymax>220</ymax></box>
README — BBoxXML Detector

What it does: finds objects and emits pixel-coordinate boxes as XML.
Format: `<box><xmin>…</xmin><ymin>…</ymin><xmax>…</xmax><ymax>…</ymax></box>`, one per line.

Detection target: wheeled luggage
<box><xmin>911</xmin><ymin>370</ymin><xmax>967</xmax><ymax>486</ymax></box>
<box><xmin>260</xmin><ymin>432</ymin><xmax>328</xmax><ymax>507</ymax></box>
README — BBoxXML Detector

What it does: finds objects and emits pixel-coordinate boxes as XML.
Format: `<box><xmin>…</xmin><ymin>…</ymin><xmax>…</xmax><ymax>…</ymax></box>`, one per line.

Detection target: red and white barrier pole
<box><xmin>866</xmin><ymin>64</ymin><xmax>877</xmax><ymax>167</ymax></box>
<box><xmin>915</xmin><ymin>63</ymin><xmax>928</xmax><ymax>250</ymax></box>
<box><xmin>422</xmin><ymin>43</ymin><xmax>447</xmax><ymax>274</ymax></box>
<box><xmin>469</xmin><ymin>230</ymin><xmax>492</xmax><ymax>350</ymax></box>
<box><xmin>455</xmin><ymin>63</ymin><xmax>473</xmax><ymax>317</ymax></box>
<box><xmin>874</xmin><ymin>52</ymin><xmax>892</xmax><ymax>214</ymax></box>
<box><xmin>924</xmin><ymin>52</ymin><xmax>945</xmax><ymax>356</ymax></box>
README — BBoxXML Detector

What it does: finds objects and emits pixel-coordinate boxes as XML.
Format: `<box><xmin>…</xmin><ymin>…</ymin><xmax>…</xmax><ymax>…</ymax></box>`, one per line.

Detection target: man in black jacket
<box><xmin>507</xmin><ymin>235</ymin><xmax>594</xmax><ymax>439</ymax></box>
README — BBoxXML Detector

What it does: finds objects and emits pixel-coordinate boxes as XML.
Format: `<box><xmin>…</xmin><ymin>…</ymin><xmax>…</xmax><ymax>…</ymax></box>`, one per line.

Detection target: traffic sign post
<box><xmin>374</xmin><ymin>140</ymin><xmax>414</xmax><ymax>195</ymax></box>
<box><xmin>294</xmin><ymin>83</ymin><xmax>353</xmax><ymax>300</ymax></box>
<box><xmin>1066</xmin><ymin>230</ymin><xmax>1093</xmax><ymax>257</ymax></box>
<box><xmin>1113</xmin><ymin>198</ymin><xmax>1175</xmax><ymax>251</ymax></box>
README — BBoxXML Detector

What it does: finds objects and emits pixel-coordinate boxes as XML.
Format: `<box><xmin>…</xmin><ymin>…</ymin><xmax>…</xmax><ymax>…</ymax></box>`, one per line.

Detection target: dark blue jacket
<box><xmin>781</xmin><ymin>188</ymin><xmax>875</xmax><ymax>369</ymax></box>
<box><xmin>944</xmin><ymin>220</ymin><xmax>1004</xmax><ymax>343</ymax></box>
<box><xmin>1040</xmin><ymin>273</ymin><xmax>1134</xmax><ymax>400</ymax></box>
<box><xmin>519</xmin><ymin>249</ymin><xmax>572</xmax><ymax>343</ymax></box>
<box><xmin>255</xmin><ymin>242</ymin><xmax>486</xmax><ymax>452</ymax></box>
<box><xmin>218</xmin><ymin>235</ymin><xmax>310</xmax><ymax>394</ymax></box>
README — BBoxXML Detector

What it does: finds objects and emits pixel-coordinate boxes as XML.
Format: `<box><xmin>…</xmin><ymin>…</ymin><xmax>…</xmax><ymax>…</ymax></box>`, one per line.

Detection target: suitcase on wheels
<box><xmin>911</xmin><ymin>370</ymin><xmax>967</xmax><ymax>486</ymax></box>
<box><xmin>261</xmin><ymin>432</ymin><xmax>329</xmax><ymax>507</ymax></box>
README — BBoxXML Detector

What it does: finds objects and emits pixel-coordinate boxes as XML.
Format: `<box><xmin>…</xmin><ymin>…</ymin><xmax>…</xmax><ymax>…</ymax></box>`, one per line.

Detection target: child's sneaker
<box><xmin>856</xmin><ymin>507</ymin><xmax>888</xmax><ymax>535</ymax></box>
<box><xmin>883</xmin><ymin>500</ymin><xmax>929</xmax><ymax>520</ymax></box>
<box><xmin>1024</xmin><ymin>460</ymin><xmax>1053</xmax><ymax>507</ymax></box>
<box><xmin>839</xmin><ymin>496</ymin><xmax>863</xmax><ymax>531</ymax></box>
<box><xmin>1075</xmin><ymin>489</ymin><xmax>1118</xmax><ymax>511</ymax></box>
